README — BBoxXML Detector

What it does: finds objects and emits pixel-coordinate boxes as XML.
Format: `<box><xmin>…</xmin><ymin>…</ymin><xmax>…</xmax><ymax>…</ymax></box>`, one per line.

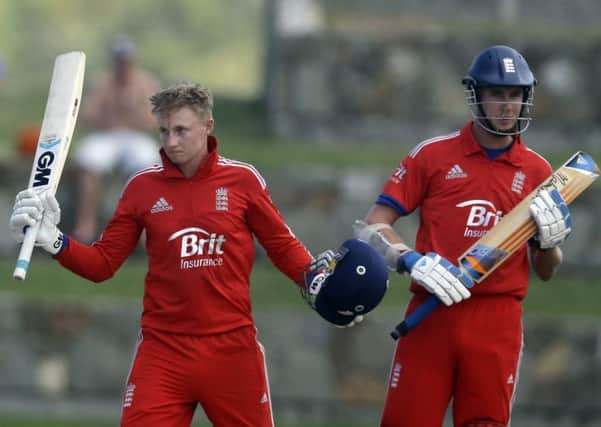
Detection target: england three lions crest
<box><xmin>216</xmin><ymin>187</ymin><xmax>228</xmax><ymax>211</ymax></box>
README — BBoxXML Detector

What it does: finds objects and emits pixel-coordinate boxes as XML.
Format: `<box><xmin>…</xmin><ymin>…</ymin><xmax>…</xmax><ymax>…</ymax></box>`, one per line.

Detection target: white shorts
<box><xmin>75</xmin><ymin>130</ymin><xmax>160</xmax><ymax>175</ymax></box>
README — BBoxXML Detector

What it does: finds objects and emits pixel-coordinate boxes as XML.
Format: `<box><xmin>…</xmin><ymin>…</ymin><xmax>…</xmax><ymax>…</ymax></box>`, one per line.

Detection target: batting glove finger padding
<box><xmin>529</xmin><ymin>188</ymin><xmax>572</xmax><ymax>249</ymax></box>
<box><xmin>10</xmin><ymin>189</ymin><xmax>64</xmax><ymax>255</ymax></box>
<box><xmin>10</xmin><ymin>190</ymin><xmax>44</xmax><ymax>242</ymax></box>
<box><xmin>13</xmin><ymin>190</ymin><xmax>43</xmax><ymax>215</ymax></box>
<box><xmin>41</xmin><ymin>191</ymin><xmax>61</xmax><ymax>225</ymax></box>
<box><xmin>410</xmin><ymin>253</ymin><xmax>472</xmax><ymax>306</ymax></box>
<box><xmin>9</xmin><ymin>213</ymin><xmax>36</xmax><ymax>242</ymax></box>
<box><xmin>302</xmin><ymin>249</ymin><xmax>338</xmax><ymax>308</ymax></box>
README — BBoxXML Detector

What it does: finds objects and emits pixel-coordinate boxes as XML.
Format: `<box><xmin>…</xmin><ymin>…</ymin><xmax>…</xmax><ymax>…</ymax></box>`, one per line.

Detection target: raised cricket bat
<box><xmin>390</xmin><ymin>151</ymin><xmax>599</xmax><ymax>339</ymax></box>
<box><xmin>13</xmin><ymin>51</ymin><xmax>86</xmax><ymax>281</ymax></box>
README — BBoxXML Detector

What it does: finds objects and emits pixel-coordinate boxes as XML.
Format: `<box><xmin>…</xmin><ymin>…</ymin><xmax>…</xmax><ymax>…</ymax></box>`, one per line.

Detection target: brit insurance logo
<box><xmin>456</xmin><ymin>199</ymin><xmax>504</xmax><ymax>238</ymax></box>
<box><xmin>168</xmin><ymin>227</ymin><xmax>226</xmax><ymax>270</ymax></box>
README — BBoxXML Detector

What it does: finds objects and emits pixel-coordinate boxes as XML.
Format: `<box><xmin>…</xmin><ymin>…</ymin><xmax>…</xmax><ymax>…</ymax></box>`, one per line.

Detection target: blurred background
<box><xmin>0</xmin><ymin>0</ymin><xmax>600</xmax><ymax>426</ymax></box>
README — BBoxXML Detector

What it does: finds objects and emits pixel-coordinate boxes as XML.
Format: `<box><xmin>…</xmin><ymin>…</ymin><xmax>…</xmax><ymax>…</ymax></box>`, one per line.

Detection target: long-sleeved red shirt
<box><xmin>378</xmin><ymin>122</ymin><xmax>552</xmax><ymax>300</ymax></box>
<box><xmin>56</xmin><ymin>136</ymin><xmax>312</xmax><ymax>335</ymax></box>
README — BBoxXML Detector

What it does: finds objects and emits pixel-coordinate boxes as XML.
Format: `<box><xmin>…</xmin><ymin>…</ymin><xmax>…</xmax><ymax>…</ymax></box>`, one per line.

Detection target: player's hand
<box><xmin>302</xmin><ymin>249</ymin><xmax>338</xmax><ymax>309</ymax></box>
<box><xmin>10</xmin><ymin>189</ymin><xmax>65</xmax><ymax>255</ymax></box>
<box><xmin>529</xmin><ymin>188</ymin><xmax>572</xmax><ymax>249</ymax></box>
<box><xmin>399</xmin><ymin>251</ymin><xmax>473</xmax><ymax>306</ymax></box>
<box><xmin>302</xmin><ymin>249</ymin><xmax>363</xmax><ymax>327</ymax></box>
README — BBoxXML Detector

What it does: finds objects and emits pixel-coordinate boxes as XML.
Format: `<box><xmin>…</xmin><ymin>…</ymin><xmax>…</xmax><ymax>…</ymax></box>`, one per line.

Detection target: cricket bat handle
<box><xmin>391</xmin><ymin>294</ymin><xmax>440</xmax><ymax>340</ymax></box>
<box><xmin>13</xmin><ymin>222</ymin><xmax>41</xmax><ymax>281</ymax></box>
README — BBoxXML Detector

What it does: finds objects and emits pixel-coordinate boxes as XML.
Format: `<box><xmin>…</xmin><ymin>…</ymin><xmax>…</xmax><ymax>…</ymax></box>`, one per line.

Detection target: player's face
<box><xmin>479</xmin><ymin>87</ymin><xmax>524</xmax><ymax>133</ymax></box>
<box><xmin>158</xmin><ymin>107</ymin><xmax>214</xmax><ymax>176</ymax></box>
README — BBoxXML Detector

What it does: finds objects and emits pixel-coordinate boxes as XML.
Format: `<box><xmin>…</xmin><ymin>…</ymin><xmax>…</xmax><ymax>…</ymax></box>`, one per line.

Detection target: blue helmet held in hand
<box><xmin>315</xmin><ymin>239</ymin><xmax>389</xmax><ymax>326</ymax></box>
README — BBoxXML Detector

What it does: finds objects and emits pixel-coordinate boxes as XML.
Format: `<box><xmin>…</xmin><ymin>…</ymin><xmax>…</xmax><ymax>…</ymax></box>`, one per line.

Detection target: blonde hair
<box><xmin>150</xmin><ymin>81</ymin><xmax>213</xmax><ymax>120</ymax></box>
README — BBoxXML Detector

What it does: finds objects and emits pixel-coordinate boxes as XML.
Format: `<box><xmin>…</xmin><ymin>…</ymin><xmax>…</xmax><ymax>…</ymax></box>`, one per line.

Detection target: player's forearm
<box><xmin>252</xmin><ymin>216</ymin><xmax>312</xmax><ymax>286</ymax></box>
<box><xmin>54</xmin><ymin>236</ymin><xmax>118</xmax><ymax>283</ymax></box>
<box><xmin>359</xmin><ymin>204</ymin><xmax>416</xmax><ymax>271</ymax></box>
<box><xmin>55</xmin><ymin>215</ymin><xmax>140</xmax><ymax>283</ymax></box>
<box><xmin>364</xmin><ymin>204</ymin><xmax>407</xmax><ymax>245</ymax></box>
<box><xmin>530</xmin><ymin>245</ymin><xmax>563</xmax><ymax>281</ymax></box>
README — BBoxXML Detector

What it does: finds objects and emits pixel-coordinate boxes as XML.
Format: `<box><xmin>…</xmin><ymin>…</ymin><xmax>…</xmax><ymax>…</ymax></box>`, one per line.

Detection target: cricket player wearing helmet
<box><xmin>356</xmin><ymin>45</ymin><xmax>571</xmax><ymax>426</ymax></box>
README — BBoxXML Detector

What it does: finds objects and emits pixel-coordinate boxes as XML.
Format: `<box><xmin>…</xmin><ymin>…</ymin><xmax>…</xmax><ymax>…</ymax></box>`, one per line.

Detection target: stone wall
<box><xmin>0</xmin><ymin>297</ymin><xmax>599</xmax><ymax>425</ymax></box>
<box><xmin>267</xmin><ymin>0</ymin><xmax>601</xmax><ymax>147</ymax></box>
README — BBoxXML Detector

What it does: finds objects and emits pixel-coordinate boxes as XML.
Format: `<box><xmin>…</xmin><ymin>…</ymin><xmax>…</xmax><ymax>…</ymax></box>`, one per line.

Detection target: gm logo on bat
<box><xmin>32</xmin><ymin>152</ymin><xmax>55</xmax><ymax>187</ymax></box>
<box><xmin>32</xmin><ymin>137</ymin><xmax>62</xmax><ymax>188</ymax></box>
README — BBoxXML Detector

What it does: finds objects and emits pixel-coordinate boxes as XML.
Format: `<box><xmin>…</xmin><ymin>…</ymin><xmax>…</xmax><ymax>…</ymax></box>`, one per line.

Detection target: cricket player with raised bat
<box><xmin>9</xmin><ymin>82</ymin><xmax>389</xmax><ymax>427</ymax></box>
<box><xmin>356</xmin><ymin>46</ymin><xmax>578</xmax><ymax>427</ymax></box>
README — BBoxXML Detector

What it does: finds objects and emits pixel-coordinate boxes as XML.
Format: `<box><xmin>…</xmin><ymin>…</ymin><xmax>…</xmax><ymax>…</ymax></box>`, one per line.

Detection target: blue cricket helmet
<box><xmin>462</xmin><ymin>45</ymin><xmax>537</xmax><ymax>136</ymax></box>
<box><xmin>314</xmin><ymin>239</ymin><xmax>389</xmax><ymax>326</ymax></box>
<box><xmin>462</xmin><ymin>45</ymin><xmax>536</xmax><ymax>89</ymax></box>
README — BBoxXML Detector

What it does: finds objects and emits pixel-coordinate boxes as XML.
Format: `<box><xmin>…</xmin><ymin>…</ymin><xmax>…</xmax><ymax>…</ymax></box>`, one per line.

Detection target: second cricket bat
<box><xmin>13</xmin><ymin>51</ymin><xmax>86</xmax><ymax>281</ymax></box>
<box><xmin>391</xmin><ymin>151</ymin><xmax>599</xmax><ymax>339</ymax></box>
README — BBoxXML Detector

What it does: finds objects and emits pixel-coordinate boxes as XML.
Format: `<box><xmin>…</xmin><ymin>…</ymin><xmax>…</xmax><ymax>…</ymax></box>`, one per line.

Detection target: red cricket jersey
<box><xmin>56</xmin><ymin>136</ymin><xmax>313</xmax><ymax>335</ymax></box>
<box><xmin>380</xmin><ymin>121</ymin><xmax>552</xmax><ymax>299</ymax></box>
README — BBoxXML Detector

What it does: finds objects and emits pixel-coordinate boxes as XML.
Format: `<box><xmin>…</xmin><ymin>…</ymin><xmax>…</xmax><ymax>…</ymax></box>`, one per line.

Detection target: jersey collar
<box><xmin>159</xmin><ymin>135</ymin><xmax>219</xmax><ymax>179</ymax></box>
<box><xmin>461</xmin><ymin>121</ymin><xmax>528</xmax><ymax>167</ymax></box>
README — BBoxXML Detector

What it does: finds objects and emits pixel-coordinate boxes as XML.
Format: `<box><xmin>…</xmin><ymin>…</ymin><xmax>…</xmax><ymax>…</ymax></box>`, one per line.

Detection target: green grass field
<box><xmin>1</xmin><ymin>256</ymin><xmax>599</xmax><ymax>316</ymax></box>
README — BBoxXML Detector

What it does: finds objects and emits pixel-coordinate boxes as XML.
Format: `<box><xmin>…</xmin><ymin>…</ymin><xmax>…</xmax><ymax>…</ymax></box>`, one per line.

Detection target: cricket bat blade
<box><xmin>13</xmin><ymin>51</ymin><xmax>86</xmax><ymax>281</ymax></box>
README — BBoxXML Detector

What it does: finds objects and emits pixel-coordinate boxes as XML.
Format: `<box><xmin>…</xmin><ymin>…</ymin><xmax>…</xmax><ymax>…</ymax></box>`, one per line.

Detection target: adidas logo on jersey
<box><xmin>445</xmin><ymin>164</ymin><xmax>467</xmax><ymax>179</ymax></box>
<box><xmin>151</xmin><ymin>197</ymin><xmax>174</xmax><ymax>214</ymax></box>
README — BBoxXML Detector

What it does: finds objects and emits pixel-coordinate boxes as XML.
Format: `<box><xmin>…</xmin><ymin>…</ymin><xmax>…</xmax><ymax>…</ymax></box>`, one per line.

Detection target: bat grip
<box><xmin>390</xmin><ymin>295</ymin><xmax>441</xmax><ymax>340</ymax></box>
<box><xmin>13</xmin><ymin>222</ymin><xmax>41</xmax><ymax>281</ymax></box>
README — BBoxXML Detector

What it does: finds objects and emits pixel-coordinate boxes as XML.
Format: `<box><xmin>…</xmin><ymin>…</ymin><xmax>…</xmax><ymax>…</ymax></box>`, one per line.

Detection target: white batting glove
<box><xmin>302</xmin><ymin>249</ymin><xmax>338</xmax><ymax>309</ymax></box>
<box><xmin>353</xmin><ymin>220</ymin><xmax>473</xmax><ymax>306</ymax></box>
<box><xmin>529</xmin><ymin>188</ymin><xmax>572</xmax><ymax>249</ymax></box>
<box><xmin>403</xmin><ymin>252</ymin><xmax>473</xmax><ymax>306</ymax></box>
<box><xmin>9</xmin><ymin>189</ymin><xmax>65</xmax><ymax>255</ymax></box>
